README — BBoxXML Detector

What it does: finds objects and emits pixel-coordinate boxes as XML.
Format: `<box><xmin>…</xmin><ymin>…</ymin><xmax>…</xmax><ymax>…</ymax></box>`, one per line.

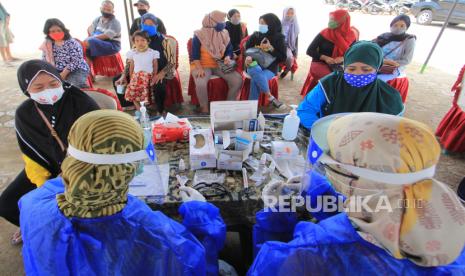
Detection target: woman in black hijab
<box><xmin>0</xmin><ymin>60</ymin><xmax>98</xmax><ymax>242</ymax></box>
<box><xmin>244</xmin><ymin>13</ymin><xmax>287</xmax><ymax>108</ymax></box>
<box><xmin>225</xmin><ymin>9</ymin><xmax>248</xmax><ymax>58</ymax></box>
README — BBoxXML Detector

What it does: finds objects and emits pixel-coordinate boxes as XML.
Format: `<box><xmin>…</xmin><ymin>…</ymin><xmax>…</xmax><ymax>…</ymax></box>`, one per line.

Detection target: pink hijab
<box><xmin>194</xmin><ymin>10</ymin><xmax>230</xmax><ymax>59</ymax></box>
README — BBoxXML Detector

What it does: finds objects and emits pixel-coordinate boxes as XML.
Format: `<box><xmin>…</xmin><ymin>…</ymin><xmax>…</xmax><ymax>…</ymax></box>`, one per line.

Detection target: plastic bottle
<box><xmin>258</xmin><ymin>112</ymin><xmax>266</xmax><ymax>131</ymax></box>
<box><xmin>282</xmin><ymin>105</ymin><xmax>300</xmax><ymax>141</ymax></box>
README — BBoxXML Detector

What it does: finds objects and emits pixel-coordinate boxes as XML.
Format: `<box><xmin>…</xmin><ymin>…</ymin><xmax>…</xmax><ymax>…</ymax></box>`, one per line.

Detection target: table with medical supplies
<box><xmin>141</xmin><ymin>115</ymin><xmax>310</xmax><ymax>226</ymax></box>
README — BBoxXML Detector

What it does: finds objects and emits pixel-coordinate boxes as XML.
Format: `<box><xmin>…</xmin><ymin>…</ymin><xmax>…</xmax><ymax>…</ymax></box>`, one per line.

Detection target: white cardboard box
<box><xmin>189</xmin><ymin>129</ymin><xmax>217</xmax><ymax>170</ymax></box>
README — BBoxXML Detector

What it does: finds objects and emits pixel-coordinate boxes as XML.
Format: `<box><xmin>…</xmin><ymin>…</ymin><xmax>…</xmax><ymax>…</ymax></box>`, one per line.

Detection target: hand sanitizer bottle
<box><xmin>282</xmin><ymin>105</ymin><xmax>300</xmax><ymax>141</ymax></box>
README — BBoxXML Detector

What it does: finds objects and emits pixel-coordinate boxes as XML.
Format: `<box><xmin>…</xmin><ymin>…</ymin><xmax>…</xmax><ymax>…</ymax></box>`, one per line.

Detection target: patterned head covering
<box><xmin>57</xmin><ymin>110</ymin><xmax>144</xmax><ymax>218</ymax></box>
<box><xmin>325</xmin><ymin>112</ymin><xmax>465</xmax><ymax>267</ymax></box>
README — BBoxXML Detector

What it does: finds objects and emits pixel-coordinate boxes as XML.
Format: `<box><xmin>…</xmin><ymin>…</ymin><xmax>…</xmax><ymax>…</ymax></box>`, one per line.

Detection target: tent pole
<box><xmin>420</xmin><ymin>0</ymin><xmax>459</xmax><ymax>74</ymax></box>
<box><xmin>123</xmin><ymin>0</ymin><xmax>131</xmax><ymax>45</ymax></box>
<box><xmin>129</xmin><ymin>0</ymin><xmax>135</xmax><ymax>23</ymax></box>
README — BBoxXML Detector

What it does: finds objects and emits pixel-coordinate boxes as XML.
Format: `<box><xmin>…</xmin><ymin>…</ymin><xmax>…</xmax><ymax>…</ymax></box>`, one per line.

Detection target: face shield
<box><xmin>67</xmin><ymin>141</ymin><xmax>167</xmax><ymax>204</ymax></box>
<box><xmin>301</xmin><ymin>113</ymin><xmax>438</xmax><ymax>219</ymax></box>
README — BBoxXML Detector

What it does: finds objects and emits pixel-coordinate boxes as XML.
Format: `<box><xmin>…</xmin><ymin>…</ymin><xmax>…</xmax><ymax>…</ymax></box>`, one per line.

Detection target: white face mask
<box><xmin>29</xmin><ymin>86</ymin><xmax>64</xmax><ymax>105</ymax></box>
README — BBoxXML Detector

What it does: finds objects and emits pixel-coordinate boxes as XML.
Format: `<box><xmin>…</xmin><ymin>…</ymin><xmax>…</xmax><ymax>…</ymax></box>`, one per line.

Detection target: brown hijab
<box><xmin>194</xmin><ymin>10</ymin><xmax>230</xmax><ymax>59</ymax></box>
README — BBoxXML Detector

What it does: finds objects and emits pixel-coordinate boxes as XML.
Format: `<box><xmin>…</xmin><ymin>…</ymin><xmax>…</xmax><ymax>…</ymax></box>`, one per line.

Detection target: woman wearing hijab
<box><xmin>280</xmin><ymin>7</ymin><xmax>299</xmax><ymax>79</ymax></box>
<box><xmin>225</xmin><ymin>9</ymin><xmax>248</xmax><ymax>59</ymax></box>
<box><xmin>0</xmin><ymin>60</ymin><xmax>99</xmax><ymax>243</ymax></box>
<box><xmin>40</xmin><ymin>18</ymin><xmax>90</xmax><ymax>88</ymax></box>
<box><xmin>253</xmin><ymin>112</ymin><xmax>465</xmax><ymax>274</ymax></box>
<box><xmin>297</xmin><ymin>41</ymin><xmax>404</xmax><ymax>129</ymax></box>
<box><xmin>244</xmin><ymin>13</ymin><xmax>287</xmax><ymax>108</ymax></box>
<box><xmin>190</xmin><ymin>10</ymin><xmax>243</xmax><ymax>114</ymax></box>
<box><xmin>19</xmin><ymin>110</ymin><xmax>226</xmax><ymax>275</ymax></box>
<box><xmin>374</xmin><ymin>15</ymin><xmax>416</xmax><ymax>83</ymax></box>
<box><xmin>302</xmin><ymin>9</ymin><xmax>357</xmax><ymax>93</ymax></box>
<box><xmin>436</xmin><ymin>64</ymin><xmax>465</xmax><ymax>153</ymax></box>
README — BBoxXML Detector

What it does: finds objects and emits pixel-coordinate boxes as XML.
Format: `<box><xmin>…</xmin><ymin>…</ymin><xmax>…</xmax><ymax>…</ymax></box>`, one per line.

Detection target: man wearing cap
<box><xmin>130</xmin><ymin>0</ymin><xmax>151</xmax><ymax>36</ymax></box>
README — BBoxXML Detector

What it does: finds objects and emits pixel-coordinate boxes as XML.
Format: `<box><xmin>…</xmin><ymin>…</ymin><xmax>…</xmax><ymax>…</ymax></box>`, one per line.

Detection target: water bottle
<box><xmin>282</xmin><ymin>105</ymin><xmax>300</xmax><ymax>141</ymax></box>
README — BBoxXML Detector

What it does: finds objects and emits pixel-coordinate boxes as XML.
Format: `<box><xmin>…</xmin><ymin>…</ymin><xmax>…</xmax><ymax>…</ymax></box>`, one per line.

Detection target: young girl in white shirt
<box><xmin>124</xmin><ymin>31</ymin><xmax>159</xmax><ymax>111</ymax></box>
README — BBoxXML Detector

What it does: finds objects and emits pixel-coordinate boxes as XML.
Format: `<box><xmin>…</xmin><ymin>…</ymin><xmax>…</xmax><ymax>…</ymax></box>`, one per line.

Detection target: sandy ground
<box><xmin>0</xmin><ymin>0</ymin><xmax>465</xmax><ymax>275</ymax></box>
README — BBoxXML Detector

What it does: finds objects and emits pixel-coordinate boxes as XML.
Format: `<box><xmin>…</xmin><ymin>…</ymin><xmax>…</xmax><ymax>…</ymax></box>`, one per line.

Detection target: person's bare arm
<box><xmin>151</xmin><ymin>59</ymin><xmax>159</xmax><ymax>86</ymax></box>
<box><xmin>93</xmin><ymin>34</ymin><xmax>110</xmax><ymax>41</ymax></box>
<box><xmin>128</xmin><ymin>60</ymin><xmax>134</xmax><ymax>80</ymax></box>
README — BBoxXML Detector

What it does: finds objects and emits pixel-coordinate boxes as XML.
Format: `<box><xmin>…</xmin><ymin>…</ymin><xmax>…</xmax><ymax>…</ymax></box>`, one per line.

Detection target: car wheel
<box><xmin>417</xmin><ymin>9</ymin><xmax>433</xmax><ymax>25</ymax></box>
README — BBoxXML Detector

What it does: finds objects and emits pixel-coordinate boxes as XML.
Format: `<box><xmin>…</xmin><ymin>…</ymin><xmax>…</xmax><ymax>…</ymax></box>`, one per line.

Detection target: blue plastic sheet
<box><xmin>19</xmin><ymin>177</ymin><xmax>226</xmax><ymax>276</ymax></box>
<box><xmin>248</xmin><ymin>212</ymin><xmax>465</xmax><ymax>275</ymax></box>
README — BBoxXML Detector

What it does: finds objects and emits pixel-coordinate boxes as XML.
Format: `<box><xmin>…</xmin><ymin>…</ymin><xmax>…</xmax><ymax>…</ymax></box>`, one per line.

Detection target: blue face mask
<box><xmin>215</xmin><ymin>22</ymin><xmax>226</xmax><ymax>32</ymax></box>
<box><xmin>141</xmin><ymin>24</ymin><xmax>157</xmax><ymax>37</ymax></box>
<box><xmin>259</xmin><ymin>24</ymin><xmax>268</xmax><ymax>34</ymax></box>
<box><xmin>343</xmin><ymin>72</ymin><xmax>377</xmax><ymax>88</ymax></box>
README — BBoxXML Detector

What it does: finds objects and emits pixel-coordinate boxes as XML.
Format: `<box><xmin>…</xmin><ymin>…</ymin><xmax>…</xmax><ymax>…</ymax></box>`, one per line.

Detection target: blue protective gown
<box><xmin>19</xmin><ymin>177</ymin><xmax>226</xmax><ymax>276</ymax></box>
<box><xmin>249</xmin><ymin>172</ymin><xmax>465</xmax><ymax>275</ymax></box>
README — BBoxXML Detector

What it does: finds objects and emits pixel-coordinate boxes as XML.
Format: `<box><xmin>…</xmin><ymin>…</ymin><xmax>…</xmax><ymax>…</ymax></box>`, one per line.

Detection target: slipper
<box><xmin>10</xmin><ymin>230</ymin><xmax>22</xmax><ymax>246</ymax></box>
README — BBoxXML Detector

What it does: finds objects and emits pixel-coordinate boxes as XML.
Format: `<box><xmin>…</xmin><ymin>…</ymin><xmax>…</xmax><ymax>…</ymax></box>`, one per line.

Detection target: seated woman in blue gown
<box><xmin>19</xmin><ymin>110</ymin><xmax>226</xmax><ymax>275</ymax></box>
<box><xmin>297</xmin><ymin>41</ymin><xmax>404</xmax><ymax>130</ymax></box>
<box><xmin>250</xmin><ymin>112</ymin><xmax>465</xmax><ymax>275</ymax></box>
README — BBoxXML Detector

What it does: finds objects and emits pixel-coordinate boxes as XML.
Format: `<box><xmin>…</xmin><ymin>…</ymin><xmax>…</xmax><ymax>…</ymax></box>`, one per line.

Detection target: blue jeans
<box><xmin>87</xmin><ymin>37</ymin><xmax>121</xmax><ymax>57</ymax></box>
<box><xmin>247</xmin><ymin>65</ymin><xmax>275</xmax><ymax>100</ymax></box>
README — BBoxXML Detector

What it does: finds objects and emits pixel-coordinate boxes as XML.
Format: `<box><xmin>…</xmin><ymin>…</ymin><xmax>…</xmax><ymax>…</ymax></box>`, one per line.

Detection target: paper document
<box><xmin>129</xmin><ymin>163</ymin><xmax>170</xmax><ymax>197</ymax></box>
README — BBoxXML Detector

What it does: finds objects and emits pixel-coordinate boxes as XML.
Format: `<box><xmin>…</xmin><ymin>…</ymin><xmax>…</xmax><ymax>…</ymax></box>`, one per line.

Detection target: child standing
<box><xmin>125</xmin><ymin>31</ymin><xmax>159</xmax><ymax>111</ymax></box>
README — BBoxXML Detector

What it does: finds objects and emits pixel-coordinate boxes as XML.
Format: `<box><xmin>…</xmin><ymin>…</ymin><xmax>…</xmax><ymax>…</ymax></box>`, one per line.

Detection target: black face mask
<box><xmin>101</xmin><ymin>11</ymin><xmax>113</xmax><ymax>18</ymax></box>
<box><xmin>137</xmin><ymin>9</ymin><xmax>148</xmax><ymax>16</ymax></box>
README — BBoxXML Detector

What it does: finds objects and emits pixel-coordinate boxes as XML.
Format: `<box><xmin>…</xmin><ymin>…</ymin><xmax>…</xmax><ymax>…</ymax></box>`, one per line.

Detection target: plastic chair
<box><xmin>238</xmin><ymin>36</ymin><xmax>279</xmax><ymax>106</ymax></box>
<box><xmin>83</xmin><ymin>88</ymin><xmax>123</xmax><ymax>111</ymax></box>
<box><xmin>387</xmin><ymin>77</ymin><xmax>409</xmax><ymax>103</ymax></box>
<box><xmin>187</xmin><ymin>38</ymin><xmax>229</xmax><ymax>105</ymax></box>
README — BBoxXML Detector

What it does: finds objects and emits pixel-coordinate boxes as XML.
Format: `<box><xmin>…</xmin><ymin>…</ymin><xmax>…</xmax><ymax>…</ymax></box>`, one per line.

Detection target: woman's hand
<box><xmin>321</xmin><ymin>55</ymin><xmax>335</xmax><ymax>65</ymax></box>
<box><xmin>224</xmin><ymin>56</ymin><xmax>232</xmax><ymax>65</ymax></box>
<box><xmin>260</xmin><ymin>38</ymin><xmax>272</xmax><ymax>52</ymax></box>
<box><xmin>152</xmin><ymin>71</ymin><xmax>165</xmax><ymax>85</ymax></box>
<box><xmin>334</xmin><ymin>57</ymin><xmax>344</xmax><ymax>64</ymax></box>
<box><xmin>384</xmin><ymin>59</ymin><xmax>400</xmax><ymax>67</ymax></box>
<box><xmin>195</xmin><ymin>67</ymin><xmax>205</xmax><ymax>78</ymax></box>
<box><xmin>245</xmin><ymin>56</ymin><xmax>253</xmax><ymax>66</ymax></box>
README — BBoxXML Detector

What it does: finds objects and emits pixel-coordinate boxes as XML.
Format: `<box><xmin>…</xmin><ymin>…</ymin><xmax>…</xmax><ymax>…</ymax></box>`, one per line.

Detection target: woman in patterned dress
<box><xmin>40</xmin><ymin>18</ymin><xmax>90</xmax><ymax>88</ymax></box>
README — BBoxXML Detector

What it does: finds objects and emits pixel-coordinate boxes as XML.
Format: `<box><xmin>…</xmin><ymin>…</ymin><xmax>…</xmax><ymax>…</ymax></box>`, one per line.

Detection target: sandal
<box><xmin>270</xmin><ymin>98</ymin><xmax>283</xmax><ymax>109</ymax></box>
<box><xmin>10</xmin><ymin>230</ymin><xmax>22</xmax><ymax>246</ymax></box>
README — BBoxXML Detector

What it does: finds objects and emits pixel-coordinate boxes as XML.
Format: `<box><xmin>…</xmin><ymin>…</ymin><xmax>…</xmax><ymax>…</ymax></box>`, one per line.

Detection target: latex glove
<box><xmin>179</xmin><ymin>187</ymin><xmax>206</xmax><ymax>202</ymax></box>
<box><xmin>284</xmin><ymin>175</ymin><xmax>303</xmax><ymax>193</ymax></box>
<box><xmin>262</xmin><ymin>179</ymin><xmax>285</xmax><ymax>208</ymax></box>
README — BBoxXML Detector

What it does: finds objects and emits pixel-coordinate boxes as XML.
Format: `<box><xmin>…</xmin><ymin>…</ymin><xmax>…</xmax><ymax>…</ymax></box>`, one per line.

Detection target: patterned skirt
<box><xmin>125</xmin><ymin>71</ymin><xmax>152</xmax><ymax>102</ymax></box>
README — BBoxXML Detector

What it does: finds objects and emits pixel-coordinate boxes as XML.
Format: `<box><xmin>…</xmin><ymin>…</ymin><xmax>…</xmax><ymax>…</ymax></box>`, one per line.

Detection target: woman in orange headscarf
<box><xmin>301</xmin><ymin>10</ymin><xmax>358</xmax><ymax>94</ymax></box>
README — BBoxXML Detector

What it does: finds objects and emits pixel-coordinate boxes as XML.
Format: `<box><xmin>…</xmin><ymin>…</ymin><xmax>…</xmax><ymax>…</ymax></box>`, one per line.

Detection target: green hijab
<box><xmin>320</xmin><ymin>41</ymin><xmax>403</xmax><ymax>117</ymax></box>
